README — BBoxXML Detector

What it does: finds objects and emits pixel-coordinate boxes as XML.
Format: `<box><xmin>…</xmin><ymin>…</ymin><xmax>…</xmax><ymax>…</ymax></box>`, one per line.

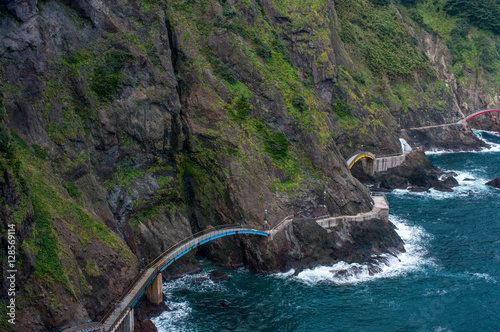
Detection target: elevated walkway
<box><xmin>67</xmin><ymin>196</ymin><xmax>389</xmax><ymax>332</ymax></box>
<box><xmin>346</xmin><ymin>151</ymin><xmax>408</xmax><ymax>174</ymax></box>
<box><xmin>316</xmin><ymin>196</ymin><xmax>389</xmax><ymax>229</ymax></box>
<box><xmin>97</xmin><ymin>225</ymin><xmax>269</xmax><ymax>332</ymax></box>
<box><xmin>465</xmin><ymin>109</ymin><xmax>500</xmax><ymax>122</ymax></box>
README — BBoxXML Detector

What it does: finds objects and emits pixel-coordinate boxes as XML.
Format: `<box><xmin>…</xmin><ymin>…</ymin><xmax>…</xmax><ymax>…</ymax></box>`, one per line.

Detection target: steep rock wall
<box><xmin>0</xmin><ymin>0</ymin><xmax>373</xmax><ymax>330</ymax></box>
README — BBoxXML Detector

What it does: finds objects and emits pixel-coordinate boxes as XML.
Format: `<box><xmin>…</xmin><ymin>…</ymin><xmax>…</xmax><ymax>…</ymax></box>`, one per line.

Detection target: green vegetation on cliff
<box><xmin>1</xmin><ymin>0</ymin><xmax>498</xmax><ymax>328</ymax></box>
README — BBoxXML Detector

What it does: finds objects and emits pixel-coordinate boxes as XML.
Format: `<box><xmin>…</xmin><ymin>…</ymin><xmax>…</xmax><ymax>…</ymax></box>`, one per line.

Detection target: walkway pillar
<box><xmin>367</xmin><ymin>158</ymin><xmax>374</xmax><ymax>175</ymax></box>
<box><xmin>145</xmin><ymin>274</ymin><xmax>163</xmax><ymax>304</ymax></box>
<box><xmin>116</xmin><ymin>308</ymin><xmax>134</xmax><ymax>332</ymax></box>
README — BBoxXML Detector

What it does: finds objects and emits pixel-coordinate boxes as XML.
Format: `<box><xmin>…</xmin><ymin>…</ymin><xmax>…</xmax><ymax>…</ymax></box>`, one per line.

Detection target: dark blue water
<box><xmin>153</xmin><ymin>131</ymin><xmax>500</xmax><ymax>332</ymax></box>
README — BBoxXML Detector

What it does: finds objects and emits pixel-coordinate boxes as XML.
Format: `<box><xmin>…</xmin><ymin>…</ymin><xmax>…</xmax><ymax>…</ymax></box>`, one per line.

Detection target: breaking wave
<box><xmin>426</xmin><ymin>129</ymin><xmax>500</xmax><ymax>155</ymax></box>
<box><xmin>390</xmin><ymin>169</ymin><xmax>494</xmax><ymax>200</ymax></box>
<box><xmin>292</xmin><ymin>215</ymin><xmax>436</xmax><ymax>284</ymax></box>
<box><xmin>151</xmin><ymin>271</ymin><xmax>228</xmax><ymax>332</ymax></box>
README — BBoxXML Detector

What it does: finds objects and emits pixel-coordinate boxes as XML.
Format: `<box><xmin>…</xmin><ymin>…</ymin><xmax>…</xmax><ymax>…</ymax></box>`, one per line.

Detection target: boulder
<box><xmin>443</xmin><ymin>176</ymin><xmax>459</xmax><ymax>187</ymax></box>
<box><xmin>380</xmin><ymin>175</ymin><xmax>408</xmax><ymax>190</ymax></box>
<box><xmin>209</xmin><ymin>270</ymin><xmax>230</xmax><ymax>282</ymax></box>
<box><xmin>486</xmin><ymin>178</ymin><xmax>500</xmax><ymax>189</ymax></box>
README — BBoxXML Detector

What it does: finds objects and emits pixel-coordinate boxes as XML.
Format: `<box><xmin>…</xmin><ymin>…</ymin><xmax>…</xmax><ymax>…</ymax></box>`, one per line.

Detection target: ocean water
<box><xmin>152</xmin><ymin>131</ymin><xmax>500</xmax><ymax>332</ymax></box>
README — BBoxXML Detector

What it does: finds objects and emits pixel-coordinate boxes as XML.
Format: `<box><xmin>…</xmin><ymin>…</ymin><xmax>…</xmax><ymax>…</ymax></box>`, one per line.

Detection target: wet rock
<box><xmin>380</xmin><ymin>175</ymin><xmax>408</xmax><ymax>190</ymax></box>
<box><xmin>332</xmin><ymin>266</ymin><xmax>364</xmax><ymax>279</ymax></box>
<box><xmin>408</xmin><ymin>186</ymin><xmax>430</xmax><ymax>192</ymax></box>
<box><xmin>134</xmin><ymin>295</ymin><xmax>172</xmax><ymax>324</ymax></box>
<box><xmin>486</xmin><ymin>178</ymin><xmax>500</xmax><ymax>189</ymax></box>
<box><xmin>354</xmin><ymin>151</ymin><xmax>458</xmax><ymax>193</ymax></box>
<box><xmin>210</xmin><ymin>270</ymin><xmax>230</xmax><ymax>282</ymax></box>
<box><xmin>368</xmin><ymin>264</ymin><xmax>383</xmax><ymax>276</ymax></box>
<box><xmin>443</xmin><ymin>176</ymin><xmax>459</xmax><ymax>187</ymax></box>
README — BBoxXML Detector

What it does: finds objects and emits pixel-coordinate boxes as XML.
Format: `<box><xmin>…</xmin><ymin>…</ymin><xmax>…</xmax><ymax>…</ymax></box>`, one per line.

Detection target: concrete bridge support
<box><xmin>361</xmin><ymin>158</ymin><xmax>375</xmax><ymax>175</ymax></box>
<box><xmin>145</xmin><ymin>274</ymin><xmax>163</xmax><ymax>304</ymax></box>
<box><xmin>116</xmin><ymin>309</ymin><xmax>134</xmax><ymax>332</ymax></box>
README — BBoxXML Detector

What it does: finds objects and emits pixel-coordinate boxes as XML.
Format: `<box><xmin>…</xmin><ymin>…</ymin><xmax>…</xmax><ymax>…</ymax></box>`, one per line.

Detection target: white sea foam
<box><xmin>272</xmin><ymin>269</ymin><xmax>296</xmax><ymax>279</ymax></box>
<box><xmin>426</xmin><ymin>129</ymin><xmax>500</xmax><ymax>155</ymax></box>
<box><xmin>151</xmin><ymin>301</ymin><xmax>192</xmax><ymax>332</ymax></box>
<box><xmin>390</xmin><ymin>168</ymin><xmax>494</xmax><ymax>200</ymax></box>
<box><xmin>294</xmin><ymin>215</ymin><xmax>436</xmax><ymax>284</ymax></box>
<box><xmin>152</xmin><ymin>271</ymin><xmax>228</xmax><ymax>332</ymax></box>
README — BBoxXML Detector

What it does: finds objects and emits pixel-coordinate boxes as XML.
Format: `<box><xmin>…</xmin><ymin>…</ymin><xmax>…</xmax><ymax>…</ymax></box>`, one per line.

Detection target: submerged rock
<box><xmin>210</xmin><ymin>270</ymin><xmax>231</xmax><ymax>282</ymax></box>
<box><xmin>195</xmin><ymin>277</ymin><xmax>209</xmax><ymax>284</ymax></box>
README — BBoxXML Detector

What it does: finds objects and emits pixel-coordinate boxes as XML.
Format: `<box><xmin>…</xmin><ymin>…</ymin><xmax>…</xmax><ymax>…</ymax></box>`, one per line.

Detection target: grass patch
<box><xmin>64</xmin><ymin>181</ymin><xmax>82</xmax><ymax>198</ymax></box>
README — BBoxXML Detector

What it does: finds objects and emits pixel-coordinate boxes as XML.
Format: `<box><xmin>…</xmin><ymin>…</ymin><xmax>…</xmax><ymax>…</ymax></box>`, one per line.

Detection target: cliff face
<box><xmin>0</xmin><ymin>0</ymin><xmax>371</xmax><ymax>330</ymax></box>
<box><xmin>0</xmin><ymin>0</ymin><xmax>498</xmax><ymax>330</ymax></box>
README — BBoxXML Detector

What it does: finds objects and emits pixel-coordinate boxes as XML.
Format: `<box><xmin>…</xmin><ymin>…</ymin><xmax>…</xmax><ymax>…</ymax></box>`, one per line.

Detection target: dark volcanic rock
<box><xmin>486</xmin><ymin>178</ymin><xmax>500</xmax><ymax>189</ymax></box>
<box><xmin>380</xmin><ymin>175</ymin><xmax>408</xmax><ymax>189</ymax></box>
<box><xmin>134</xmin><ymin>295</ymin><xmax>171</xmax><ymax>325</ymax></box>
<box><xmin>135</xmin><ymin>320</ymin><xmax>158</xmax><ymax>332</ymax></box>
<box><xmin>245</xmin><ymin>218</ymin><xmax>406</xmax><ymax>274</ymax></box>
<box><xmin>210</xmin><ymin>270</ymin><xmax>231</xmax><ymax>282</ymax></box>
<box><xmin>443</xmin><ymin>176</ymin><xmax>459</xmax><ymax>187</ymax></box>
<box><xmin>354</xmin><ymin>150</ymin><xmax>456</xmax><ymax>193</ymax></box>
<box><xmin>404</xmin><ymin>122</ymin><xmax>487</xmax><ymax>152</ymax></box>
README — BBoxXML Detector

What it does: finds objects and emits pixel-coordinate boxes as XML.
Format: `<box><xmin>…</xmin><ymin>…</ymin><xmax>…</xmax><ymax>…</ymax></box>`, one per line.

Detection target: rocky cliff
<box><xmin>0</xmin><ymin>0</ymin><xmax>498</xmax><ymax>330</ymax></box>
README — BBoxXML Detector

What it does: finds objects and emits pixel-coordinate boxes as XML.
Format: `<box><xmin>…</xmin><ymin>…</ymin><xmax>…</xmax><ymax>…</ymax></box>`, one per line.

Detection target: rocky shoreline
<box><xmin>352</xmin><ymin>150</ymin><xmax>460</xmax><ymax>193</ymax></box>
<box><xmin>1</xmin><ymin>0</ymin><xmax>498</xmax><ymax>330</ymax></box>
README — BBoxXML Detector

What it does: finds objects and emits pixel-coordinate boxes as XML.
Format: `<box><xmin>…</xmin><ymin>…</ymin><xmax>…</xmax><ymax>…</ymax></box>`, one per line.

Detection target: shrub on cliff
<box><xmin>90</xmin><ymin>49</ymin><xmax>134</xmax><ymax>98</ymax></box>
<box><xmin>264</xmin><ymin>131</ymin><xmax>290</xmax><ymax>160</ymax></box>
<box><xmin>292</xmin><ymin>95</ymin><xmax>308</xmax><ymax>113</ymax></box>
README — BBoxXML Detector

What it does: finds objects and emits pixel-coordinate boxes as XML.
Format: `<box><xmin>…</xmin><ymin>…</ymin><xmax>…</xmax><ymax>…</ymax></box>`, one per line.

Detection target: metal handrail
<box><xmin>375</xmin><ymin>152</ymin><xmax>405</xmax><ymax>158</ymax></box>
<box><xmin>100</xmin><ymin>223</ymin><xmax>267</xmax><ymax>330</ymax></box>
<box><xmin>271</xmin><ymin>215</ymin><xmax>294</xmax><ymax>231</ymax></box>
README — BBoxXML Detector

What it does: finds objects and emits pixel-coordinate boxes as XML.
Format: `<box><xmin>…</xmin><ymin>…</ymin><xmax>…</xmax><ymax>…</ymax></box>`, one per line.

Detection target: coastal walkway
<box><xmin>401</xmin><ymin>108</ymin><xmax>500</xmax><ymax>131</ymax></box>
<box><xmin>464</xmin><ymin>109</ymin><xmax>500</xmax><ymax>122</ymax></box>
<box><xmin>346</xmin><ymin>151</ymin><xmax>409</xmax><ymax>174</ymax></box>
<box><xmin>345</xmin><ymin>138</ymin><xmax>413</xmax><ymax>175</ymax></box>
<box><xmin>315</xmin><ymin>196</ymin><xmax>389</xmax><ymax>229</ymax></box>
<box><xmin>65</xmin><ymin>193</ymin><xmax>389</xmax><ymax>332</ymax></box>
<box><xmin>66</xmin><ymin>196</ymin><xmax>392</xmax><ymax>331</ymax></box>
<box><xmin>97</xmin><ymin>225</ymin><xmax>269</xmax><ymax>332</ymax></box>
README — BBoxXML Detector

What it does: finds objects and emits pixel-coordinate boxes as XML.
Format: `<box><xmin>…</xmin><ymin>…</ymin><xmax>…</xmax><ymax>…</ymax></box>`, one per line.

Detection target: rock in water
<box><xmin>443</xmin><ymin>176</ymin><xmax>459</xmax><ymax>187</ymax></box>
<box><xmin>210</xmin><ymin>270</ymin><xmax>230</xmax><ymax>282</ymax></box>
<box><xmin>486</xmin><ymin>178</ymin><xmax>500</xmax><ymax>189</ymax></box>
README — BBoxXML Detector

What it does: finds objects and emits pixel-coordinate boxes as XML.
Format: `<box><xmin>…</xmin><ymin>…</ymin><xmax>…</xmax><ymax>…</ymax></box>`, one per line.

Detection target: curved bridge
<box><xmin>346</xmin><ymin>150</ymin><xmax>409</xmax><ymax>174</ymax></box>
<box><xmin>465</xmin><ymin>109</ymin><xmax>500</xmax><ymax>122</ymax></box>
<box><xmin>346</xmin><ymin>152</ymin><xmax>375</xmax><ymax>170</ymax></box>
<box><xmin>99</xmin><ymin>225</ymin><xmax>269</xmax><ymax>332</ymax></box>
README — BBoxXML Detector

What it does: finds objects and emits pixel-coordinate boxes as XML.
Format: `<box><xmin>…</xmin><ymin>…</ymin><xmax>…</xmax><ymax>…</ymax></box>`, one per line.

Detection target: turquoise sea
<box><xmin>152</xmin><ymin>130</ymin><xmax>500</xmax><ymax>332</ymax></box>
